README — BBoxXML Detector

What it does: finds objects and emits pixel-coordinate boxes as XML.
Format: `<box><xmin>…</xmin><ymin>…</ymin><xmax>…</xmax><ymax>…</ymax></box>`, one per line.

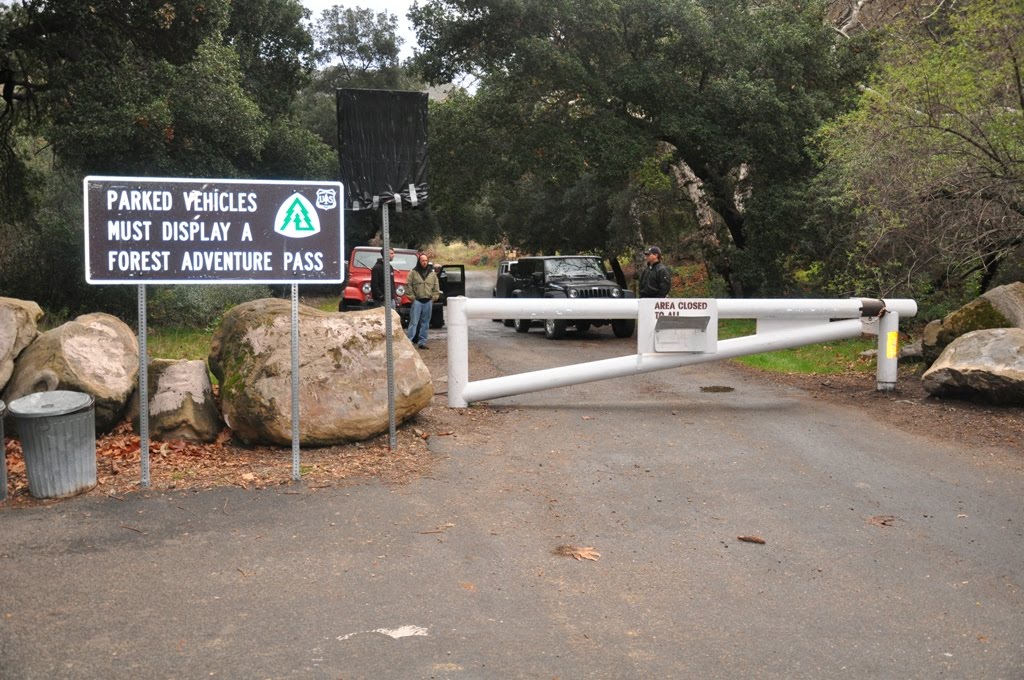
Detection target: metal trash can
<box><xmin>1</xmin><ymin>400</ymin><xmax>6</xmax><ymax>502</ymax></box>
<box><xmin>8</xmin><ymin>391</ymin><xmax>97</xmax><ymax>499</ymax></box>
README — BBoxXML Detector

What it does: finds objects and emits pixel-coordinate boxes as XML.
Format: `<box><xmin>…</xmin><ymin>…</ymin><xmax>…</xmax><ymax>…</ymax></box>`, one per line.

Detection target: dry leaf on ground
<box><xmin>737</xmin><ymin>535</ymin><xmax>766</xmax><ymax>544</ymax></box>
<box><xmin>554</xmin><ymin>544</ymin><xmax>601</xmax><ymax>561</ymax></box>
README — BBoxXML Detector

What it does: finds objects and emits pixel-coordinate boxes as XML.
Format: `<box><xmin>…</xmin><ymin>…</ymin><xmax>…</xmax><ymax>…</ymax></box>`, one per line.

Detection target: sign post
<box><xmin>84</xmin><ymin>176</ymin><xmax>344</xmax><ymax>486</ymax></box>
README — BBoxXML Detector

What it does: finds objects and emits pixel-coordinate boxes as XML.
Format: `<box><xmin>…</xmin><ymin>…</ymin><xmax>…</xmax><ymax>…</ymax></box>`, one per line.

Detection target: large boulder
<box><xmin>0</xmin><ymin>297</ymin><xmax>44</xmax><ymax>393</ymax></box>
<box><xmin>2</xmin><ymin>313</ymin><xmax>139</xmax><ymax>432</ymax></box>
<box><xmin>981</xmin><ymin>281</ymin><xmax>1024</xmax><ymax>327</ymax></box>
<box><xmin>209</xmin><ymin>299</ymin><xmax>433</xmax><ymax>446</ymax></box>
<box><xmin>921</xmin><ymin>328</ymin><xmax>1024</xmax><ymax>406</ymax></box>
<box><xmin>129</xmin><ymin>359</ymin><xmax>221</xmax><ymax>443</ymax></box>
<box><xmin>922</xmin><ymin>282</ymin><xmax>1024</xmax><ymax>364</ymax></box>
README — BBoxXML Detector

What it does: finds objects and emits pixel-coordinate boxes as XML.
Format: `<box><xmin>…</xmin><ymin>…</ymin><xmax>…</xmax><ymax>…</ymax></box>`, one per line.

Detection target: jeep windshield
<box><xmin>353</xmin><ymin>250</ymin><xmax>418</xmax><ymax>271</ymax></box>
<box><xmin>544</xmin><ymin>257</ymin><xmax>607</xmax><ymax>279</ymax></box>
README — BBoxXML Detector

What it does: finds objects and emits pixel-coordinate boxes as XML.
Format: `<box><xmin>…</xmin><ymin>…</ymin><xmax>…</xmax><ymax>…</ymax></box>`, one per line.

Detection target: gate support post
<box><xmin>876</xmin><ymin>310</ymin><xmax>900</xmax><ymax>391</ymax></box>
<box><xmin>448</xmin><ymin>296</ymin><xmax>470</xmax><ymax>408</ymax></box>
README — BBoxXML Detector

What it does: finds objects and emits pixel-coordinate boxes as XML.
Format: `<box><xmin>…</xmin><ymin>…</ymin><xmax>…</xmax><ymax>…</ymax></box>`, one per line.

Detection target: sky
<box><xmin>301</xmin><ymin>0</ymin><xmax>419</xmax><ymax>59</ymax></box>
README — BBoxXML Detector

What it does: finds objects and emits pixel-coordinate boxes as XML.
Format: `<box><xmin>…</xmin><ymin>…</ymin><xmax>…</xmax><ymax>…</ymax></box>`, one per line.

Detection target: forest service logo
<box><xmin>274</xmin><ymin>193</ymin><xmax>321</xmax><ymax>239</ymax></box>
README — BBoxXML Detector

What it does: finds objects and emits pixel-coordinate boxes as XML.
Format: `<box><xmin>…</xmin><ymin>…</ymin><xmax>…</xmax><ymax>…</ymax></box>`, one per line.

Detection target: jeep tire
<box><xmin>544</xmin><ymin>319</ymin><xmax>567</xmax><ymax>339</ymax></box>
<box><xmin>514</xmin><ymin>318</ymin><xmax>531</xmax><ymax>333</ymax></box>
<box><xmin>612</xmin><ymin>319</ymin><xmax>636</xmax><ymax>338</ymax></box>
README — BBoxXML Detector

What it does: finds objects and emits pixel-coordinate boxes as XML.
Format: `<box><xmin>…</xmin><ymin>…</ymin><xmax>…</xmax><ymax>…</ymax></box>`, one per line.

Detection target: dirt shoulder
<box><xmin>734</xmin><ymin>362</ymin><xmax>1024</xmax><ymax>454</ymax></box>
<box><xmin>0</xmin><ymin>338</ymin><xmax>506</xmax><ymax>508</ymax></box>
<box><xmin>3</xmin><ymin>346</ymin><xmax>1021</xmax><ymax>508</ymax></box>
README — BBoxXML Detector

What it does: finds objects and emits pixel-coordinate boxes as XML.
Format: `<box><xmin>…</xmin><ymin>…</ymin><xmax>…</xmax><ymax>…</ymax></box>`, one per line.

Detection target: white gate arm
<box><xmin>447</xmin><ymin>297</ymin><xmax>917</xmax><ymax>407</ymax></box>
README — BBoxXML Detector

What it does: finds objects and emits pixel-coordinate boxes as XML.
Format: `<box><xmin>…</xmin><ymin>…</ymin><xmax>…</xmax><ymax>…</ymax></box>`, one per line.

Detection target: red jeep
<box><xmin>339</xmin><ymin>246</ymin><xmax>465</xmax><ymax>328</ymax></box>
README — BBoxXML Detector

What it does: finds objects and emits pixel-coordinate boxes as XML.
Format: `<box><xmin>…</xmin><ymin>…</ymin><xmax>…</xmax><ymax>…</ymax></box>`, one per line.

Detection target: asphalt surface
<box><xmin>1</xmin><ymin>271</ymin><xmax>1022</xmax><ymax>679</ymax></box>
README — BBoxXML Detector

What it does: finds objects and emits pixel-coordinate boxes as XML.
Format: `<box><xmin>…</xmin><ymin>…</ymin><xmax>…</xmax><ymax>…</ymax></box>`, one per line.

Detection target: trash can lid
<box><xmin>8</xmin><ymin>391</ymin><xmax>94</xmax><ymax>418</ymax></box>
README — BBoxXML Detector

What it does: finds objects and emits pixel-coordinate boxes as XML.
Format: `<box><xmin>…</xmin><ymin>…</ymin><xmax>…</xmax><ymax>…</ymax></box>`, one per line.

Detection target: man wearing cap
<box><xmin>638</xmin><ymin>246</ymin><xmax>672</xmax><ymax>298</ymax></box>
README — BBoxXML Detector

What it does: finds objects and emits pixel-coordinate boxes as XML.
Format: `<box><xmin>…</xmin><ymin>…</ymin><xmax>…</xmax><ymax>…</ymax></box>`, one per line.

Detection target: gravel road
<box><xmin>1</xmin><ymin>270</ymin><xmax>1021</xmax><ymax>679</ymax></box>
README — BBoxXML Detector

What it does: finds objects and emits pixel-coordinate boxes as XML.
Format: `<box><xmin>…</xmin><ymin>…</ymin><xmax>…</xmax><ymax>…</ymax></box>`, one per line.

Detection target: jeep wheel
<box><xmin>612</xmin><ymin>319</ymin><xmax>636</xmax><ymax>338</ymax></box>
<box><xmin>514</xmin><ymin>318</ymin><xmax>531</xmax><ymax>333</ymax></box>
<box><xmin>544</xmin><ymin>319</ymin><xmax>567</xmax><ymax>339</ymax></box>
<box><xmin>503</xmin><ymin>319</ymin><xmax>515</xmax><ymax>327</ymax></box>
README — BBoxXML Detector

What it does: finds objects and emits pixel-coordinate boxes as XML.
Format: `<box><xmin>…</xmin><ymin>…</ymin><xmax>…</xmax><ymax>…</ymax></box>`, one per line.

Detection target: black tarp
<box><xmin>336</xmin><ymin>88</ymin><xmax>428</xmax><ymax>211</ymax></box>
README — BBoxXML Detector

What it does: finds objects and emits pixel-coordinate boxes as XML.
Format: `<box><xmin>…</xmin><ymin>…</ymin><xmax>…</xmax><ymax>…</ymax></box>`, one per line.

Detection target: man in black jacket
<box><xmin>370</xmin><ymin>247</ymin><xmax>396</xmax><ymax>307</ymax></box>
<box><xmin>638</xmin><ymin>246</ymin><xmax>671</xmax><ymax>298</ymax></box>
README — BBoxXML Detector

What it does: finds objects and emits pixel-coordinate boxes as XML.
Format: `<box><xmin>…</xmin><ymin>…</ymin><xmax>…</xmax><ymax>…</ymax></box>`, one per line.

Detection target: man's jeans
<box><xmin>407</xmin><ymin>299</ymin><xmax>433</xmax><ymax>346</ymax></box>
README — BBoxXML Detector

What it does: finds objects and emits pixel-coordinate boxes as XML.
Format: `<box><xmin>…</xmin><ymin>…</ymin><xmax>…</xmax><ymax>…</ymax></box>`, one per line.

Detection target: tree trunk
<box><xmin>660</xmin><ymin>143</ymin><xmax>748</xmax><ymax>296</ymax></box>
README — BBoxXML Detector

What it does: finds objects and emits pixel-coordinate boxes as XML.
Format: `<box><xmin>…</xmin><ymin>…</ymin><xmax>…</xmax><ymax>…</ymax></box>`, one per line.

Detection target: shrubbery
<box><xmin>146</xmin><ymin>285</ymin><xmax>277</xmax><ymax>329</ymax></box>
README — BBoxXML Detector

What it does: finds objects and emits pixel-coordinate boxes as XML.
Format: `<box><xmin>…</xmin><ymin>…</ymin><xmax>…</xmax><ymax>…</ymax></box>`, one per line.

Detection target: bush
<box><xmin>147</xmin><ymin>284</ymin><xmax>275</xmax><ymax>329</ymax></box>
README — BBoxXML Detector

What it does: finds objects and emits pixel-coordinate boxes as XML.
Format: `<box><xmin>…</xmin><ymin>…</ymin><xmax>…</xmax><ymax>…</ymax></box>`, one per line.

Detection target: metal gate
<box><xmin>446</xmin><ymin>297</ymin><xmax>917</xmax><ymax>407</ymax></box>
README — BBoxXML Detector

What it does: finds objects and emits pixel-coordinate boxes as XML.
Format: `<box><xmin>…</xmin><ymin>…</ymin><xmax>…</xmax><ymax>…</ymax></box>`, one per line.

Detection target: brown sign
<box><xmin>84</xmin><ymin>176</ymin><xmax>344</xmax><ymax>283</ymax></box>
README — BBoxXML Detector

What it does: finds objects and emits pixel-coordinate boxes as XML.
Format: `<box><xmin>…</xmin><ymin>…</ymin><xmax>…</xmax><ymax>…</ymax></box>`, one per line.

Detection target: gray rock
<box><xmin>129</xmin><ymin>359</ymin><xmax>221</xmax><ymax>443</ymax></box>
<box><xmin>921</xmin><ymin>328</ymin><xmax>1024</xmax><ymax>406</ymax></box>
<box><xmin>209</xmin><ymin>299</ymin><xmax>433</xmax><ymax>446</ymax></box>
<box><xmin>2</xmin><ymin>313</ymin><xmax>139</xmax><ymax>432</ymax></box>
<box><xmin>981</xmin><ymin>281</ymin><xmax>1024</xmax><ymax>328</ymax></box>
<box><xmin>859</xmin><ymin>337</ymin><xmax>921</xmax><ymax>363</ymax></box>
<box><xmin>0</xmin><ymin>297</ymin><xmax>44</xmax><ymax>393</ymax></box>
<box><xmin>900</xmin><ymin>337</ymin><xmax>924</xmax><ymax>363</ymax></box>
<box><xmin>920</xmin><ymin>282</ymin><xmax>1024</xmax><ymax>365</ymax></box>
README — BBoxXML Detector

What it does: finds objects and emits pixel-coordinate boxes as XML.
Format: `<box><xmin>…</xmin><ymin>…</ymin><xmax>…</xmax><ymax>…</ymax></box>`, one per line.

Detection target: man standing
<box><xmin>406</xmin><ymin>251</ymin><xmax>440</xmax><ymax>349</ymax></box>
<box><xmin>370</xmin><ymin>247</ymin><xmax>396</xmax><ymax>308</ymax></box>
<box><xmin>638</xmin><ymin>246</ymin><xmax>672</xmax><ymax>298</ymax></box>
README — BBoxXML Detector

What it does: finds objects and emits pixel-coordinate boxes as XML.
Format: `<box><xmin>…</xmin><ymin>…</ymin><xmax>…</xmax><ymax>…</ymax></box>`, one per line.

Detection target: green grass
<box><xmin>147</xmin><ymin>326</ymin><xmax>212</xmax><ymax>361</ymax></box>
<box><xmin>309</xmin><ymin>296</ymin><xmax>339</xmax><ymax>313</ymax></box>
<box><xmin>718</xmin><ymin>319</ymin><xmax>877</xmax><ymax>374</ymax></box>
<box><xmin>147</xmin><ymin>295</ymin><xmax>339</xmax><ymax>361</ymax></box>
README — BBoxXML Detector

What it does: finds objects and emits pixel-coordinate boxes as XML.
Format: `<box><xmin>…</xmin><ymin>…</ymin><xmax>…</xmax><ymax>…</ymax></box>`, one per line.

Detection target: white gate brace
<box><xmin>446</xmin><ymin>297</ymin><xmax>917</xmax><ymax>407</ymax></box>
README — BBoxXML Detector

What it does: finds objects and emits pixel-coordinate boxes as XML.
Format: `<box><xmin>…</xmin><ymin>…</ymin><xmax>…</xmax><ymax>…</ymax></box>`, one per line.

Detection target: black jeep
<box><xmin>496</xmin><ymin>255</ymin><xmax>635</xmax><ymax>339</ymax></box>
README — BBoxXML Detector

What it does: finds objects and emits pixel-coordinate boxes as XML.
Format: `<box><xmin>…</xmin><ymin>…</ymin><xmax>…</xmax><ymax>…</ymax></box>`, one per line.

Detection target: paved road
<box><xmin>1</xmin><ymin>272</ymin><xmax>1022</xmax><ymax>679</ymax></box>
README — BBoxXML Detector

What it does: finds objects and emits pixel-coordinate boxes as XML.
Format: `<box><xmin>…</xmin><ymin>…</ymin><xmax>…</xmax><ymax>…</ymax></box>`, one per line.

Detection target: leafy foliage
<box><xmin>412</xmin><ymin>0</ymin><xmax>869</xmax><ymax>293</ymax></box>
<box><xmin>225</xmin><ymin>0</ymin><xmax>313</xmax><ymax>117</ymax></box>
<box><xmin>818</xmin><ymin>0</ymin><xmax>1024</xmax><ymax>308</ymax></box>
<box><xmin>0</xmin><ymin>0</ymin><xmax>335</xmax><ymax>318</ymax></box>
<box><xmin>147</xmin><ymin>284</ymin><xmax>276</xmax><ymax>329</ymax></box>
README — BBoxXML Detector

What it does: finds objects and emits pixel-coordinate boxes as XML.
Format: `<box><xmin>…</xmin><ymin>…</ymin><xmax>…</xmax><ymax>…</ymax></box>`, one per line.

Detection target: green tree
<box><xmin>0</xmin><ymin>0</ymin><xmax>335</xmax><ymax>316</ymax></box>
<box><xmin>292</xmin><ymin>5</ymin><xmax>433</xmax><ymax>248</ymax></box>
<box><xmin>314</xmin><ymin>6</ymin><xmax>404</xmax><ymax>83</ymax></box>
<box><xmin>296</xmin><ymin>4</ymin><xmax>422</xmax><ymax>156</ymax></box>
<box><xmin>819</xmin><ymin>0</ymin><xmax>1024</xmax><ymax>306</ymax></box>
<box><xmin>225</xmin><ymin>0</ymin><xmax>314</xmax><ymax>117</ymax></box>
<box><xmin>412</xmin><ymin>0</ymin><xmax>868</xmax><ymax>293</ymax></box>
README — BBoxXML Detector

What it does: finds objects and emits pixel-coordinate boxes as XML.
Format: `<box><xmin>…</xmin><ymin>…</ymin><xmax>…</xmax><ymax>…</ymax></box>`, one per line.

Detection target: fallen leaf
<box><xmin>867</xmin><ymin>515</ymin><xmax>897</xmax><ymax>527</ymax></box>
<box><xmin>554</xmin><ymin>544</ymin><xmax>601</xmax><ymax>561</ymax></box>
<box><xmin>737</xmin><ymin>535</ymin><xmax>766</xmax><ymax>544</ymax></box>
<box><xmin>241</xmin><ymin>472</ymin><xmax>256</xmax><ymax>482</ymax></box>
<box><xmin>418</xmin><ymin>522</ymin><xmax>455</xmax><ymax>535</ymax></box>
